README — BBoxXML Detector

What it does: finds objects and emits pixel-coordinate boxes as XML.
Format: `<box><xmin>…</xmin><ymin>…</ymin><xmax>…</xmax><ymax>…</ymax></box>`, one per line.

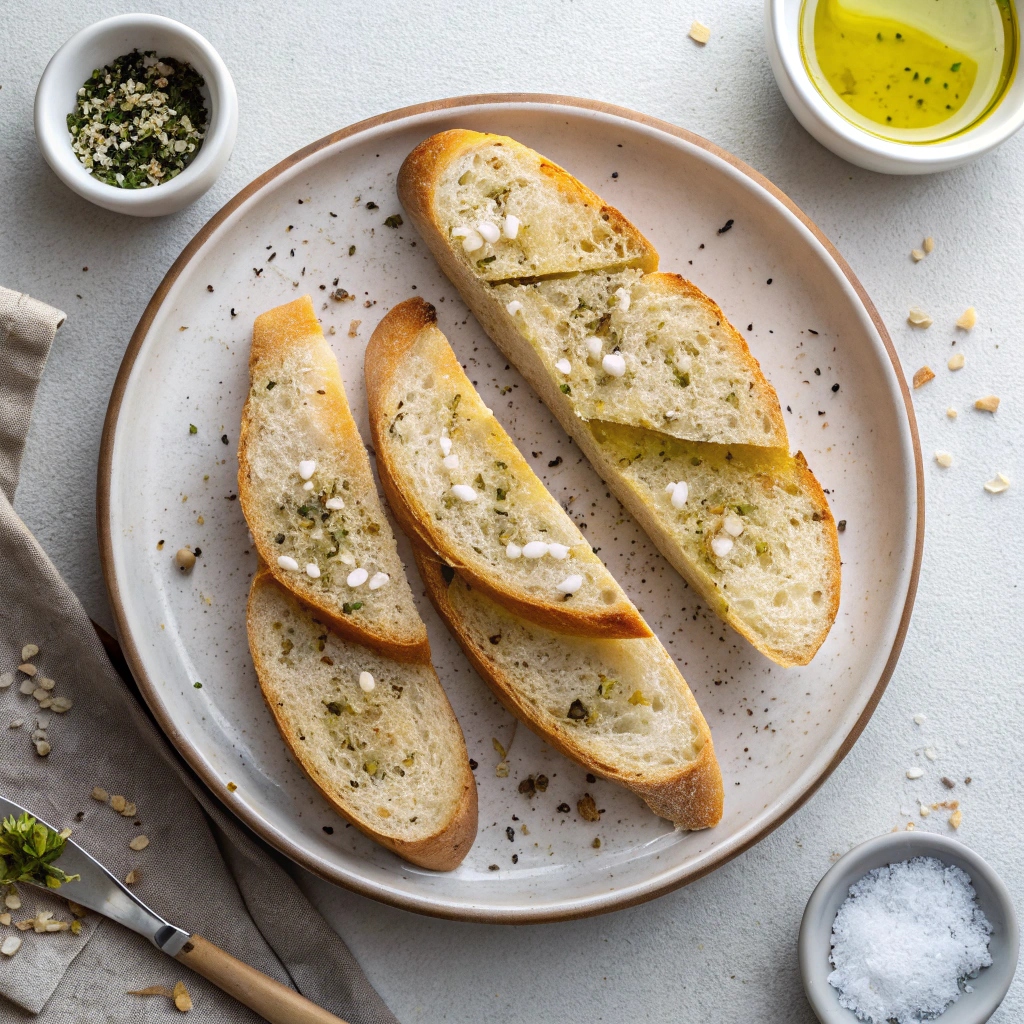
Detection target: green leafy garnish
<box><xmin>951</xmin><ymin>62</ymin><xmax>962</xmax><ymax>72</ymax></box>
<box><xmin>560</xmin><ymin>383</ymin><xmax>571</xmax><ymax>394</ymax></box>
<box><xmin>0</xmin><ymin>814</ymin><xmax>80</xmax><ymax>889</ymax></box>
<box><xmin>384</xmin><ymin>215</ymin><xmax>403</xmax><ymax>228</ymax></box>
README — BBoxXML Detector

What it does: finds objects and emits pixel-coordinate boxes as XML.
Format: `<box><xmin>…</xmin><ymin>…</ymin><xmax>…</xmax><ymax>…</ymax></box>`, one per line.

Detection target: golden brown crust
<box><xmin>238</xmin><ymin>295</ymin><xmax>430</xmax><ymax>663</ymax></box>
<box><xmin>397</xmin><ymin>129</ymin><xmax>659</xmax><ymax>280</ymax></box>
<box><xmin>644</xmin><ymin>272</ymin><xmax>788</xmax><ymax>448</ymax></box>
<box><xmin>413</xmin><ymin>547</ymin><xmax>723</xmax><ymax>830</ymax></box>
<box><xmin>246</xmin><ymin>567</ymin><xmax>477</xmax><ymax>871</ymax></box>
<box><xmin>365</xmin><ymin>298</ymin><xmax>652</xmax><ymax>640</ymax></box>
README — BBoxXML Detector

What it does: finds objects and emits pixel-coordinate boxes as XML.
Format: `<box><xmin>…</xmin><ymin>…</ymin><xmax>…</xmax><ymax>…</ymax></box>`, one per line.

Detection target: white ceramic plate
<box><xmin>99</xmin><ymin>96</ymin><xmax>922</xmax><ymax>922</ymax></box>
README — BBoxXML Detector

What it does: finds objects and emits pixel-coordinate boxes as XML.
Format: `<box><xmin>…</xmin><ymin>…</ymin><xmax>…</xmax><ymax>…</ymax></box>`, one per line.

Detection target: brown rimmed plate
<box><xmin>98</xmin><ymin>95</ymin><xmax>922</xmax><ymax>922</ymax></box>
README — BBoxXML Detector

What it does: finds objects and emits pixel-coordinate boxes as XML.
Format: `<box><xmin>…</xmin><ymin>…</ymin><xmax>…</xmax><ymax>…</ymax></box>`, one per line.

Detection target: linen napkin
<box><xmin>0</xmin><ymin>285</ymin><xmax>400</xmax><ymax>1024</ymax></box>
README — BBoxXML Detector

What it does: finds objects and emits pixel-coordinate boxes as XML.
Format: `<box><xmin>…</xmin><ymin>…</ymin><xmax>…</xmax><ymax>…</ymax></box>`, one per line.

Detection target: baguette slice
<box><xmin>247</xmin><ymin>567</ymin><xmax>477</xmax><ymax>870</ymax></box>
<box><xmin>239</xmin><ymin>295</ymin><xmax>429</xmax><ymax>663</ymax></box>
<box><xmin>489</xmin><ymin>270</ymin><xmax>788</xmax><ymax>449</ymax></box>
<box><xmin>414</xmin><ymin>548</ymin><xmax>722</xmax><ymax>830</ymax></box>
<box><xmin>365</xmin><ymin>298</ymin><xmax>651</xmax><ymax>640</ymax></box>
<box><xmin>398</xmin><ymin>129</ymin><xmax>659</xmax><ymax>282</ymax></box>
<box><xmin>584</xmin><ymin>424</ymin><xmax>840</xmax><ymax>666</ymax></box>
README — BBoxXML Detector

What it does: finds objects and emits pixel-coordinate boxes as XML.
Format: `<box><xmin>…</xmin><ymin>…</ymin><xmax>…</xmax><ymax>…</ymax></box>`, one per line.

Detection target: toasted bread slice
<box><xmin>238</xmin><ymin>295</ymin><xmax>429</xmax><ymax>662</ymax></box>
<box><xmin>398</xmin><ymin>130</ymin><xmax>840</xmax><ymax>665</ymax></box>
<box><xmin>584</xmin><ymin>424</ymin><xmax>840</xmax><ymax>666</ymax></box>
<box><xmin>247</xmin><ymin>567</ymin><xmax>477</xmax><ymax>870</ymax></box>
<box><xmin>365</xmin><ymin>298</ymin><xmax>650</xmax><ymax>640</ymax></box>
<box><xmin>414</xmin><ymin>548</ymin><xmax>722</xmax><ymax>830</ymax></box>
<box><xmin>398</xmin><ymin>129</ymin><xmax>659</xmax><ymax>282</ymax></box>
<box><xmin>489</xmin><ymin>270</ymin><xmax>788</xmax><ymax>448</ymax></box>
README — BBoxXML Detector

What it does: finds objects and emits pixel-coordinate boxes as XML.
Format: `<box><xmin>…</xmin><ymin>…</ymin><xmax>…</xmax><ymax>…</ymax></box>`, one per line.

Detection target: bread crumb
<box><xmin>124</xmin><ymin>870</ymin><xmax>139</xmax><ymax>885</ymax></box>
<box><xmin>913</xmin><ymin>366</ymin><xmax>935</xmax><ymax>388</ymax></box>
<box><xmin>173</xmin><ymin>981</ymin><xmax>192</xmax><ymax>1012</ymax></box>
<box><xmin>975</xmin><ymin>395</ymin><xmax>999</xmax><ymax>412</ymax></box>
<box><xmin>0</xmin><ymin>913</ymin><xmax>9</xmax><ymax>926</ymax></box>
<box><xmin>947</xmin><ymin>352</ymin><xmax>965</xmax><ymax>370</ymax></box>
<box><xmin>20</xmin><ymin>644</ymin><xmax>39</xmax><ymax>661</ymax></box>
<box><xmin>689</xmin><ymin>20</ymin><xmax>711</xmax><ymax>44</ymax></box>
<box><xmin>946</xmin><ymin>407</ymin><xmax>958</xmax><ymax>419</ymax></box>
<box><xmin>1</xmin><ymin>936</ymin><xmax>21</xmax><ymax>957</ymax></box>
<box><xmin>348</xmin><ymin>320</ymin><xmax>361</xmax><ymax>337</ymax></box>
<box><xmin>935</xmin><ymin>451</ymin><xmax>952</xmax><ymax>468</ymax></box>
<box><xmin>923</xmin><ymin>236</ymin><xmax>935</xmax><ymax>253</ymax></box>
<box><xmin>128</xmin><ymin>835</ymin><xmax>150</xmax><ymax>851</ymax></box>
<box><xmin>129</xmin><ymin>985</ymin><xmax>174</xmax><ymax>998</ymax></box>
<box><xmin>956</xmin><ymin>307</ymin><xmax>977</xmax><ymax>330</ymax></box>
<box><xmin>906</xmin><ymin>767</ymin><xmax>923</xmax><ymax>779</ymax></box>
<box><xmin>110</xmin><ymin>795</ymin><xmax>126</xmax><ymax>813</ymax></box>
<box><xmin>907</xmin><ymin>307</ymin><xmax>933</xmax><ymax>328</ymax></box>
<box><xmin>984</xmin><ymin>472</ymin><xmax>1010</xmax><ymax>494</ymax></box>
<box><xmin>18</xmin><ymin>663</ymin><xmax>37</xmax><ymax>678</ymax></box>
<box><xmin>911</xmin><ymin>249</ymin><xmax>925</xmax><ymax>262</ymax></box>
<box><xmin>949</xmin><ymin>808</ymin><xmax>963</xmax><ymax>829</ymax></box>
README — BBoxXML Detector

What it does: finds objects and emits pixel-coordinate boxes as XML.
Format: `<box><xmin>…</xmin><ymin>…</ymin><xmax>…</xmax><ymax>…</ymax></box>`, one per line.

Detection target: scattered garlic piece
<box><xmin>907</xmin><ymin>307</ymin><xmax>933</xmax><ymax>328</ymax></box>
<box><xmin>906</xmin><ymin>767</ymin><xmax>924</xmax><ymax>779</ymax></box>
<box><xmin>20</xmin><ymin>644</ymin><xmax>39</xmax><ymax>661</ymax></box>
<box><xmin>128</xmin><ymin>835</ymin><xmax>150</xmax><ymax>852</ymax></box>
<box><xmin>689</xmin><ymin>20</ymin><xmax>711</xmax><ymax>43</ymax></box>
<box><xmin>556</xmin><ymin>575</ymin><xmax>583</xmax><ymax>595</ymax></box>
<box><xmin>924</xmin><ymin>747</ymin><xmax>938</xmax><ymax>761</ymax></box>
<box><xmin>949</xmin><ymin>808</ymin><xmax>963</xmax><ymax>829</ymax></box>
<box><xmin>984</xmin><ymin>473</ymin><xmax>1010</xmax><ymax>494</ymax></box>
<box><xmin>923</xmin><ymin>236</ymin><xmax>935</xmax><ymax>253</ymax></box>
<box><xmin>1</xmin><ymin>936</ymin><xmax>21</xmax><ymax>957</ymax></box>
<box><xmin>358</xmin><ymin>671</ymin><xmax>375</xmax><ymax>693</ymax></box>
<box><xmin>911</xmin><ymin>249</ymin><xmax>925</xmax><ymax>262</ymax></box>
<box><xmin>913</xmin><ymin>366</ymin><xmax>935</xmax><ymax>388</ymax></box>
<box><xmin>934</xmin><ymin>451</ymin><xmax>953</xmax><ymax>468</ymax></box>
<box><xmin>948</xmin><ymin>352</ymin><xmax>965</xmax><ymax>370</ymax></box>
<box><xmin>946</xmin><ymin>407</ymin><xmax>958</xmax><ymax>419</ymax></box>
<box><xmin>975</xmin><ymin>395</ymin><xmax>1000</xmax><ymax>413</ymax></box>
<box><xmin>956</xmin><ymin>307</ymin><xmax>977</xmax><ymax>331</ymax></box>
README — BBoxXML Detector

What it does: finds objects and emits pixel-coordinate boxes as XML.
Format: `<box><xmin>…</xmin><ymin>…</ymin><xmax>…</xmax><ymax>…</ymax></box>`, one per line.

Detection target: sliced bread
<box><xmin>365</xmin><ymin>298</ymin><xmax>651</xmax><ymax>640</ymax></box>
<box><xmin>247</xmin><ymin>566</ymin><xmax>477</xmax><ymax>870</ymax></box>
<box><xmin>398</xmin><ymin>129</ymin><xmax>659</xmax><ymax>282</ymax></box>
<box><xmin>489</xmin><ymin>269</ymin><xmax>788</xmax><ymax>448</ymax></box>
<box><xmin>414</xmin><ymin>548</ymin><xmax>723</xmax><ymax>829</ymax></box>
<box><xmin>238</xmin><ymin>295</ymin><xmax>429</xmax><ymax>662</ymax></box>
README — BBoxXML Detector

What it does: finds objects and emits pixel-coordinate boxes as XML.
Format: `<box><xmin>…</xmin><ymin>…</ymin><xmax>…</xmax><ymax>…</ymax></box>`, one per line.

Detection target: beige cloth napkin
<box><xmin>0</xmin><ymin>286</ymin><xmax>400</xmax><ymax>1023</ymax></box>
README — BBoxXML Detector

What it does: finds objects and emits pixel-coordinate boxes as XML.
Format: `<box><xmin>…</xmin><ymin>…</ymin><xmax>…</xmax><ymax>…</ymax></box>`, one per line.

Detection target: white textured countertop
<box><xmin>2</xmin><ymin>2</ymin><xmax>1021</xmax><ymax>1021</ymax></box>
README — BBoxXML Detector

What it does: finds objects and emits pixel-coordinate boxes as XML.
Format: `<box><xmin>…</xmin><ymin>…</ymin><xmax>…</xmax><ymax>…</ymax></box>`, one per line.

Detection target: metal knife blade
<box><xmin>0</xmin><ymin>795</ymin><xmax>190</xmax><ymax>955</ymax></box>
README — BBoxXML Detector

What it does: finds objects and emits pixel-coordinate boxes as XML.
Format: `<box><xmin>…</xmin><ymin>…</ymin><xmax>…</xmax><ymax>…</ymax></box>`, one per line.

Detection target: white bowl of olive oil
<box><xmin>766</xmin><ymin>0</ymin><xmax>1024</xmax><ymax>173</ymax></box>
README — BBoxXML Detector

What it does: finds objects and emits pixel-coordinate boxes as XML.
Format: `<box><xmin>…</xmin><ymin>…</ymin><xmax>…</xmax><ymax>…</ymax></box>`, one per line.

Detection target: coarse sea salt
<box><xmin>828</xmin><ymin>856</ymin><xmax>992</xmax><ymax>1024</ymax></box>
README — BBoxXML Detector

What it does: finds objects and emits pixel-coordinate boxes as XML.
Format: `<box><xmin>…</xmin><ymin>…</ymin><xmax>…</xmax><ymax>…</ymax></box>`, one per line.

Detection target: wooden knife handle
<box><xmin>176</xmin><ymin>934</ymin><xmax>350</xmax><ymax>1024</ymax></box>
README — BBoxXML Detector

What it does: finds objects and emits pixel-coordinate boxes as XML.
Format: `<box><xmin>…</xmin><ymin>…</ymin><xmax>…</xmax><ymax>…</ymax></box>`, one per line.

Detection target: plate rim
<box><xmin>97</xmin><ymin>93</ymin><xmax>925</xmax><ymax>923</ymax></box>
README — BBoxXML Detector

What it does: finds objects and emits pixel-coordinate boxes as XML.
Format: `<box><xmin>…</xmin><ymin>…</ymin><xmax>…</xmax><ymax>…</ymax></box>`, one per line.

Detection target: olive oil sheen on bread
<box><xmin>800</xmin><ymin>0</ymin><xmax>1017</xmax><ymax>143</ymax></box>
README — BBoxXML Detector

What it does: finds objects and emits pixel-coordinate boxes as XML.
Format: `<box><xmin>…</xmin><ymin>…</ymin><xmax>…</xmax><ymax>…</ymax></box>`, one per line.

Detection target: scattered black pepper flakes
<box><xmin>808</xmin><ymin>328</ymin><xmax>819</xmax><ymax>335</ymax></box>
<box><xmin>329</xmin><ymin>211</ymin><xmax>337</xmax><ymax>218</ymax></box>
<box><xmin>567</xmin><ymin>699</ymin><xmax>588</xmax><ymax>720</ymax></box>
<box><xmin>767</xmin><ymin>278</ymin><xmax>773</xmax><ymax>284</ymax></box>
<box><xmin>221</xmin><ymin>434</ymin><xmax>229</xmax><ymax>444</ymax></box>
<box><xmin>611</xmin><ymin>171</ymin><xmax>618</xmax><ymax>178</ymax></box>
<box><xmin>717</xmin><ymin>218</ymin><xmax>734</xmax><ymax>234</ymax></box>
<box><xmin>193</xmin><ymin>547</ymin><xmax>201</xmax><ymax>557</ymax></box>
<box><xmin>441</xmin><ymin>564</ymin><xmax>455</xmax><ymax>584</ymax></box>
<box><xmin>815</xmin><ymin>368</ymin><xmax>821</xmax><ymax>375</ymax></box>
<box><xmin>965</xmin><ymin>777</ymin><xmax>972</xmax><ymax>785</ymax></box>
<box><xmin>518</xmin><ymin>777</ymin><xmax>536</xmax><ymax>797</ymax></box>
<box><xmin>206</xmin><ymin>284</ymin><xmax>213</xmax><ymax>292</ymax></box>
<box><xmin>253</xmin><ymin>268</ymin><xmax>263</xmax><ymax>277</ymax></box>
<box><xmin>322</xmin><ymin>825</ymin><xmax>334</xmax><ymax>834</ymax></box>
<box><xmin>488</xmin><ymin>634</ymin><xmax>501</xmax><ymax>645</ymax></box>
<box><xmin>787</xmin><ymin>405</ymin><xmax>792</xmax><ymax>413</ymax></box>
<box><xmin>535</xmin><ymin>774</ymin><xmax>549</xmax><ymax>792</ymax></box>
<box><xmin>511</xmin><ymin>854</ymin><xmax>519</xmax><ymax>864</ymax></box>
<box><xmin>230</xmin><ymin>308</ymin><xmax>237</xmax><ymax>318</ymax></box>
<box><xmin>941</xmin><ymin>777</ymin><xmax>956</xmax><ymax>789</ymax></box>
<box><xmin>275</xmin><ymin>533</ymin><xmax>285</xmax><ymax>544</ymax></box>
<box><xmin>556</xmin><ymin>803</ymin><xmax>571</xmax><ymax>814</ymax></box>
<box><xmin>365</xmin><ymin>201</ymin><xmax>378</xmax><ymax>210</ymax></box>
<box><xmin>548</xmin><ymin>456</ymin><xmax>563</xmax><ymax>468</ymax></box>
<box><xmin>267</xmin><ymin>252</ymin><xmax>276</xmax><ymax>262</ymax></box>
<box><xmin>384</xmin><ymin>214</ymin><xmax>403</xmax><ymax>228</ymax></box>
<box><xmin>505</xmin><ymin>826</ymin><xmax>515</xmax><ymax>842</ymax></box>
<box><xmin>577</xmin><ymin>794</ymin><xmax>601</xmax><ymax>822</ymax></box>
<box><xmin>74</xmin><ymin>811</ymin><xmax>85</xmax><ymax>822</ymax></box>
<box><xmin>331</xmin><ymin>288</ymin><xmax>352</xmax><ymax>302</ymax></box>
<box><xmin>488</xmin><ymin>864</ymin><xmax>499</xmax><ymax>871</ymax></box>
<box><xmin>349</xmin><ymin>245</ymin><xmax>356</xmax><ymax>256</ymax></box>
<box><xmin>838</xmin><ymin>520</ymin><xmax>847</xmax><ymax>532</ymax></box>
<box><xmin>469</xmin><ymin>758</ymin><xmax>478</xmax><ymax>771</ymax></box>
<box><xmin>585</xmin><ymin>773</ymin><xmax>596</xmax><ymax>784</ymax></box>
<box><xmin>748</xmin><ymin>323</ymin><xmax>753</xmax><ymax>331</ymax></box>
<box><xmin>818</xmin><ymin>410</ymin><xmax>826</xmax><ymax>416</ymax></box>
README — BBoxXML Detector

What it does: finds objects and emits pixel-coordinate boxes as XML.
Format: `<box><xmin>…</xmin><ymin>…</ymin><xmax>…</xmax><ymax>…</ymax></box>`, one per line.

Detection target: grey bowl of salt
<box><xmin>799</xmin><ymin>832</ymin><xmax>1018</xmax><ymax>1024</ymax></box>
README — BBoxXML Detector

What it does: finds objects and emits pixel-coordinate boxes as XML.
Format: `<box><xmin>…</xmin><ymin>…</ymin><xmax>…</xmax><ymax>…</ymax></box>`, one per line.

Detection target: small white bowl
<box><xmin>765</xmin><ymin>0</ymin><xmax>1024</xmax><ymax>174</ymax></box>
<box><xmin>799</xmin><ymin>831</ymin><xmax>1019</xmax><ymax>1024</ymax></box>
<box><xmin>34</xmin><ymin>14</ymin><xmax>238</xmax><ymax>216</ymax></box>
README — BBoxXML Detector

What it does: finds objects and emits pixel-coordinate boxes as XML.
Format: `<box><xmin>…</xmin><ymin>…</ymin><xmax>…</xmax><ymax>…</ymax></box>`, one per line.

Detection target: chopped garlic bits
<box><xmin>907</xmin><ymin>307</ymin><xmax>933</xmax><ymax>328</ymax></box>
<box><xmin>602</xmin><ymin>352</ymin><xmax>626</xmax><ymax>377</ymax></box>
<box><xmin>358</xmin><ymin>671</ymin><xmax>375</xmax><ymax>693</ymax></box>
<box><xmin>947</xmin><ymin>352</ymin><xmax>965</xmax><ymax>371</ymax></box>
<box><xmin>923</xmin><ymin>236</ymin><xmax>935</xmax><ymax>253</ymax></box>
<box><xmin>346</xmin><ymin>567</ymin><xmax>369</xmax><ymax>587</ymax></box>
<box><xmin>906</xmin><ymin>767</ymin><xmax>924</xmax><ymax>779</ymax></box>
<box><xmin>956</xmin><ymin>307</ymin><xmax>977</xmax><ymax>331</ymax></box>
<box><xmin>975</xmin><ymin>395</ymin><xmax>1000</xmax><ymax>413</ymax></box>
<box><xmin>911</xmin><ymin>249</ymin><xmax>925</xmax><ymax>263</ymax></box>
<box><xmin>934</xmin><ymin>451</ymin><xmax>953</xmax><ymax>468</ymax></box>
<box><xmin>984</xmin><ymin>473</ymin><xmax>1010</xmax><ymax>494</ymax></box>
<box><xmin>689</xmin><ymin>20</ymin><xmax>711</xmax><ymax>44</ymax></box>
<box><xmin>912</xmin><ymin>366</ymin><xmax>935</xmax><ymax>389</ymax></box>
<box><xmin>451</xmin><ymin>484</ymin><xmax>477</xmax><ymax>502</ymax></box>
<box><xmin>556</xmin><ymin>574</ymin><xmax>583</xmax><ymax>595</ymax></box>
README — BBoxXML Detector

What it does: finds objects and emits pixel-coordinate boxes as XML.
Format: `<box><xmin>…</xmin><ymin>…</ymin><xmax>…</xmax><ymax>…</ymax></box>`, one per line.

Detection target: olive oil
<box><xmin>800</xmin><ymin>0</ymin><xmax>1017</xmax><ymax>143</ymax></box>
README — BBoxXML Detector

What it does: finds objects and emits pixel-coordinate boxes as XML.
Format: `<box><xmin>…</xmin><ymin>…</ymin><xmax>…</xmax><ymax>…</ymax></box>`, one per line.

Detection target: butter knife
<box><xmin>0</xmin><ymin>796</ymin><xmax>347</xmax><ymax>1024</ymax></box>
